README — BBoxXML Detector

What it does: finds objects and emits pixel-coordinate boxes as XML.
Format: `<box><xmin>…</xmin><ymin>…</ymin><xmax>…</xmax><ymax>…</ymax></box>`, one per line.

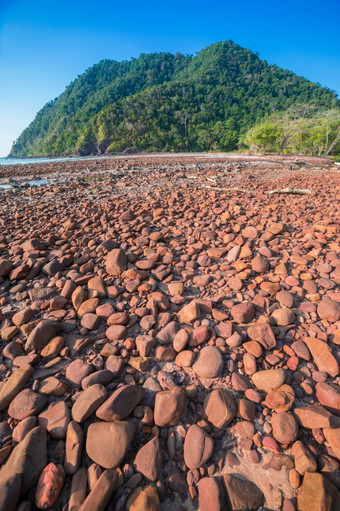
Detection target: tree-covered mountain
<box><xmin>10</xmin><ymin>41</ymin><xmax>340</xmax><ymax>156</ymax></box>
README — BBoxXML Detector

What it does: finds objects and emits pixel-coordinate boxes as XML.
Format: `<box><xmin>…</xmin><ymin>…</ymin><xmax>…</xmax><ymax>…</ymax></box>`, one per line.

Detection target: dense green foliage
<box><xmin>245</xmin><ymin>107</ymin><xmax>340</xmax><ymax>155</ymax></box>
<box><xmin>10</xmin><ymin>41</ymin><xmax>340</xmax><ymax>156</ymax></box>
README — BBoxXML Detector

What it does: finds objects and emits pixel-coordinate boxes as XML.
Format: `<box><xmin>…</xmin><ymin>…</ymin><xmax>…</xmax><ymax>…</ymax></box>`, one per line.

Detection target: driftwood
<box><xmin>202</xmin><ymin>185</ymin><xmax>256</xmax><ymax>195</ymax></box>
<box><xmin>265</xmin><ymin>187</ymin><xmax>311</xmax><ymax>195</ymax></box>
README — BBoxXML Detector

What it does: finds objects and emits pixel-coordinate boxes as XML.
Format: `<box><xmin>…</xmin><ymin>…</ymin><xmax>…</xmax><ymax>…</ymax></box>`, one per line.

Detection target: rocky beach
<box><xmin>0</xmin><ymin>153</ymin><xmax>340</xmax><ymax>510</ymax></box>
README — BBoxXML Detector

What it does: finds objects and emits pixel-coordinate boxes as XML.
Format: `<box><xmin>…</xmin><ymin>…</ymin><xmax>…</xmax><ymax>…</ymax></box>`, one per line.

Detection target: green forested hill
<box><xmin>10</xmin><ymin>41</ymin><xmax>340</xmax><ymax>156</ymax></box>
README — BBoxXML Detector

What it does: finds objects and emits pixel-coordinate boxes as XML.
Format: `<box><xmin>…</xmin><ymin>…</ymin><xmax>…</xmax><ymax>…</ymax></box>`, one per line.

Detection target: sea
<box><xmin>0</xmin><ymin>156</ymin><xmax>109</xmax><ymax>166</ymax></box>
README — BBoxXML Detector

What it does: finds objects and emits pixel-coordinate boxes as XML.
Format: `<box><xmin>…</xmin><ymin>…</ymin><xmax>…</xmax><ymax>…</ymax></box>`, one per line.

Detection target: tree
<box><xmin>271</xmin><ymin>103</ymin><xmax>316</xmax><ymax>155</ymax></box>
<box><xmin>244</xmin><ymin>122</ymin><xmax>282</xmax><ymax>153</ymax></box>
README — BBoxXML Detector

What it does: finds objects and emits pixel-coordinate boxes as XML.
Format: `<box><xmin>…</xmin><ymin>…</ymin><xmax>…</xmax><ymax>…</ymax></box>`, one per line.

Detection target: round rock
<box><xmin>192</xmin><ymin>346</ymin><xmax>223</xmax><ymax>379</ymax></box>
<box><xmin>86</xmin><ymin>421</ymin><xmax>135</xmax><ymax>469</ymax></box>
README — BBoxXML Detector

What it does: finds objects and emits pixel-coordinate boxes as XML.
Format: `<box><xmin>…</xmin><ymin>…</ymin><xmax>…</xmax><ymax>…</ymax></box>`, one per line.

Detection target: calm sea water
<box><xmin>0</xmin><ymin>156</ymin><xmax>108</xmax><ymax>166</ymax></box>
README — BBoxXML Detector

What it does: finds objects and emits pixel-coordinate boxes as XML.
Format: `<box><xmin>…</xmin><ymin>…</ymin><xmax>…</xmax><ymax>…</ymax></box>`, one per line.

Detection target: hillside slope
<box><xmin>10</xmin><ymin>41</ymin><xmax>339</xmax><ymax>156</ymax></box>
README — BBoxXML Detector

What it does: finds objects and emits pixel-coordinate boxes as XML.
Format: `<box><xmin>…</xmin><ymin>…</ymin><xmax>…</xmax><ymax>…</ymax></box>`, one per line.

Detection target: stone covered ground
<box><xmin>0</xmin><ymin>154</ymin><xmax>340</xmax><ymax>511</ymax></box>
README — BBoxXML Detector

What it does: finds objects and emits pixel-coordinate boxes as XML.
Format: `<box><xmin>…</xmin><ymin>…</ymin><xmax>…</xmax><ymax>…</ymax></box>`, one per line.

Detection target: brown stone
<box><xmin>223</xmin><ymin>474</ymin><xmax>264</xmax><ymax>511</ymax></box>
<box><xmin>316</xmin><ymin>382</ymin><xmax>340</xmax><ymax>416</ymax></box>
<box><xmin>35</xmin><ymin>463</ymin><xmax>65</xmax><ymax>509</ymax></box>
<box><xmin>0</xmin><ymin>426</ymin><xmax>47</xmax><ymax>495</ymax></box>
<box><xmin>25</xmin><ymin>320</ymin><xmax>60</xmax><ymax>351</ymax></box>
<box><xmin>198</xmin><ymin>477</ymin><xmax>222</xmax><ymax>511</ymax></box>
<box><xmin>106</xmin><ymin>248</ymin><xmax>127</xmax><ymax>276</ymax></box>
<box><xmin>133</xmin><ymin>436</ymin><xmax>162</xmax><ymax>482</ymax></box>
<box><xmin>126</xmin><ymin>485</ymin><xmax>161</xmax><ymax>511</ymax></box>
<box><xmin>292</xmin><ymin>440</ymin><xmax>317</xmax><ymax>475</ymax></box>
<box><xmin>303</xmin><ymin>337</ymin><xmax>339</xmax><ymax>377</ymax></box>
<box><xmin>64</xmin><ymin>421</ymin><xmax>83</xmax><ymax>475</ymax></box>
<box><xmin>317</xmin><ymin>299</ymin><xmax>340</xmax><ymax>322</ymax></box>
<box><xmin>252</xmin><ymin>369</ymin><xmax>286</xmax><ymax>393</ymax></box>
<box><xmin>178</xmin><ymin>301</ymin><xmax>201</xmax><ymax>323</ymax></box>
<box><xmin>154</xmin><ymin>386</ymin><xmax>186</xmax><ymax>426</ymax></box>
<box><xmin>231</xmin><ymin>302</ymin><xmax>255</xmax><ymax>323</ymax></box>
<box><xmin>79</xmin><ymin>469</ymin><xmax>118</xmax><ymax>511</ymax></box>
<box><xmin>96</xmin><ymin>384</ymin><xmax>144</xmax><ymax>421</ymax></box>
<box><xmin>86</xmin><ymin>421</ymin><xmax>135</xmax><ymax>469</ymax></box>
<box><xmin>38</xmin><ymin>400</ymin><xmax>71</xmax><ymax>438</ymax></box>
<box><xmin>271</xmin><ymin>412</ymin><xmax>298</xmax><ymax>444</ymax></box>
<box><xmin>247</xmin><ymin>322</ymin><xmax>276</xmax><ymax>349</ymax></box>
<box><xmin>192</xmin><ymin>346</ymin><xmax>223</xmax><ymax>379</ymax></box>
<box><xmin>294</xmin><ymin>404</ymin><xmax>340</xmax><ymax>429</ymax></box>
<box><xmin>203</xmin><ymin>389</ymin><xmax>236</xmax><ymax>428</ymax></box>
<box><xmin>183</xmin><ymin>424</ymin><xmax>214</xmax><ymax>469</ymax></box>
<box><xmin>72</xmin><ymin>384</ymin><xmax>108</xmax><ymax>422</ymax></box>
<box><xmin>297</xmin><ymin>472</ymin><xmax>340</xmax><ymax>511</ymax></box>
<box><xmin>8</xmin><ymin>388</ymin><xmax>46</xmax><ymax>420</ymax></box>
<box><xmin>0</xmin><ymin>364</ymin><xmax>34</xmax><ymax>411</ymax></box>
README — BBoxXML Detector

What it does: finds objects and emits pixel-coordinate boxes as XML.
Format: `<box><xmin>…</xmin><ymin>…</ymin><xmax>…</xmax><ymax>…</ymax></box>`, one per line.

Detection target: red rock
<box><xmin>0</xmin><ymin>426</ymin><xmax>47</xmax><ymax>495</ymax></box>
<box><xmin>126</xmin><ymin>485</ymin><xmax>161</xmax><ymax>511</ymax></box>
<box><xmin>64</xmin><ymin>421</ymin><xmax>83</xmax><ymax>474</ymax></box>
<box><xmin>247</xmin><ymin>322</ymin><xmax>276</xmax><ymax>349</ymax></box>
<box><xmin>223</xmin><ymin>474</ymin><xmax>264</xmax><ymax>510</ymax></box>
<box><xmin>198</xmin><ymin>477</ymin><xmax>222</xmax><ymax>511</ymax></box>
<box><xmin>262</xmin><ymin>436</ymin><xmax>280</xmax><ymax>454</ymax></box>
<box><xmin>294</xmin><ymin>404</ymin><xmax>340</xmax><ymax>429</ymax></box>
<box><xmin>315</xmin><ymin>382</ymin><xmax>340</xmax><ymax>416</ymax></box>
<box><xmin>292</xmin><ymin>440</ymin><xmax>317</xmax><ymax>475</ymax></box>
<box><xmin>297</xmin><ymin>472</ymin><xmax>340</xmax><ymax>511</ymax></box>
<box><xmin>25</xmin><ymin>320</ymin><xmax>60</xmax><ymax>351</ymax></box>
<box><xmin>276</xmin><ymin>290</ymin><xmax>294</xmax><ymax>308</ymax></box>
<box><xmin>251</xmin><ymin>255</ymin><xmax>269</xmax><ymax>273</ymax></box>
<box><xmin>154</xmin><ymin>386</ymin><xmax>186</xmax><ymax>426</ymax></box>
<box><xmin>77</xmin><ymin>297</ymin><xmax>99</xmax><ymax>317</ymax></box>
<box><xmin>133</xmin><ymin>436</ymin><xmax>162</xmax><ymax>482</ymax></box>
<box><xmin>0</xmin><ymin>364</ymin><xmax>34</xmax><ymax>411</ymax></box>
<box><xmin>264</xmin><ymin>384</ymin><xmax>295</xmax><ymax>412</ymax></box>
<box><xmin>204</xmin><ymin>389</ymin><xmax>236</xmax><ymax>428</ymax></box>
<box><xmin>35</xmin><ymin>463</ymin><xmax>65</xmax><ymax>509</ymax></box>
<box><xmin>173</xmin><ymin>329</ymin><xmax>189</xmax><ymax>352</ymax></box>
<box><xmin>8</xmin><ymin>389</ymin><xmax>46</xmax><ymax>420</ymax></box>
<box><xmin>184</xmin><ymin>424</ymin><xmax>214</xmax><ymax>469</ymax></box>
<box><xmin>175</xmin><ymin>350</ymin><xmax>195</xmax><ymax>367</ymax></box>
<box><xmin>12</xmin><ymin>416</ymin><xmax>37</xmax><ymax>442</ymax></box>
<box><xmin>156</xmin><ymin>321</ymin><xmax>179</xmax><ymax>344</ymax></box>
<box><xmin>79</xmin><ymin>469</ymin><xmax>118</xmax><ymax>511</ymax></box>
<box><xmin>106</xmin><ymin>324</ymin><xmax>127</xmax><ymax>340</ymax></box>
<box><xmin>72</xmin><ymin>384</ymin><xmax>108</xmax><ymax>422</ymax></box>
<box><xmin>178</xmin><ymin>301</ymin><xmax>201</xmax><ymax>323</ymax></box>
<box><xmin>271</xmin><ymin>308</ymin><xmax>295</xmax><ymax>326</ymax></box>
<box><xmin>231</xmin><ymin>302</ymin><xmax>255</xmax><ymax>323</ymax></box>
<box><xmin>38</xmin><ymin>401</ymin><xmax>70</xmax><ymax>438</ymax></box>
<box><xmin>107</xmin><ymin>311</ymin><xmax>129</xmax><ymax>325</ymax></box>
<box><xmin>291</xmin><ymin>340</ymin><xmax>311</xmax><ymax>360</ymax></box>
<box><xmin>192</xmin><ymin>346</ymin><xmax>224</xmax><ymax>379</ymax></box>
<box><xmin>86</xmin><ymin>421</ymin><xmax>135</xmax><ymax>469</ymax></box>
<box><xmin>96</xmin><ymin>384</ymin><xmax>144</xmax><ymax>421</ymax></box>
<box><xmin>252</xmin><ymin>369</ymin><xmax>286</xmax><ymax>393</ymax></box>
<box><xmin>271</xmin><ymin>412</ymin><xmax>298</xmax><ymax>444</ymax></box>
<box><xmin>106</xmin><ymin>248</ymin><xmax>127</xmax><ymax>276</ymax></box>
<box><xmin>237</xmin><ymin>398</ymin><xmax>256</xmax><ymax>421</ymax></box>
<box><xmin>66</xmin><ymin>359</ymin><xmax>93</xmax><ymax>386</ymax></box>
<box><xmin>189</xmin><ymin>324</ymin><xmax>209</xmax><ymax>347</ymax></box>
<box><xmin>303</xmin><ymin>337</ymin><xmax>339</xmax><ymax>377</ymax></box>
<box><xmin>323</xmin><ymin>428</ymin><xmax>340</xmax><ymax>460</ymax></box>
<box><xmin>0</xmin><ymin>258</ymin><xmax>13</xmax><ymax>278</ymax></box>
<box><xmin>317</xmin><ymin>299</ymin><xmax>340</xmax><ymax>322</ymax></box>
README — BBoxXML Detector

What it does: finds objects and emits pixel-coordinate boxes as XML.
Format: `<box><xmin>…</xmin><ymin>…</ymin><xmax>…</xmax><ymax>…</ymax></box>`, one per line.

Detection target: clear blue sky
<box><xmin>1</xmin><ymin>0</ymin><xmax>340</xmax><ymax>156</ymax></box>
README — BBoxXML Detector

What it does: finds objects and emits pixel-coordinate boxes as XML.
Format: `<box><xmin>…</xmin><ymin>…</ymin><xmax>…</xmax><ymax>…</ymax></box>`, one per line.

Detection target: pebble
<box><xmin>183</xmin><ymin>424</ymin><xmax>214</xmax><ymax>469</ymax></box>
<box><xmin>86</xmin><ymin>421</ymin><xmax>135</xmax><ymax>469</ymax></box>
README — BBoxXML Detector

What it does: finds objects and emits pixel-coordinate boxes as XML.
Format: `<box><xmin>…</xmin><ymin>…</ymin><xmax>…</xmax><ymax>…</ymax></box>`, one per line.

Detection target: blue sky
<box><xmin>1</xmin><ymin>0</ymin><xmax>340</xmax><ymax>156</ymax></box>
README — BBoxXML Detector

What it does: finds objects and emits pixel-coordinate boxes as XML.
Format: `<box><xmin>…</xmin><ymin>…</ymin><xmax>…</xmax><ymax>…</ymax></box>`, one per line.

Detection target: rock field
<box><xmin>0</xmin><ymin>153</ymin><xmax>340</xmax><ymax>510</ymax></box>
